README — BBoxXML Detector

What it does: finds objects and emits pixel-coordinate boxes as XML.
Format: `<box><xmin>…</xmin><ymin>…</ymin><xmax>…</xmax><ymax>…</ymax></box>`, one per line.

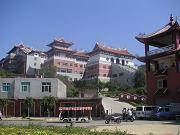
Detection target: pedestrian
<box><xmin>0</xmin><ymin>111</ymin><xmax>2</xmax><ymax>120</ymax></box>
<box><xmin>125</xmin><ymin>108</ymin><xmax>132</xmax><ymax>121</ymax></box>
<box><xmin>122</xmin><ymin>108</ymin><xmax>126</xmax><ymax>120</ymax></box>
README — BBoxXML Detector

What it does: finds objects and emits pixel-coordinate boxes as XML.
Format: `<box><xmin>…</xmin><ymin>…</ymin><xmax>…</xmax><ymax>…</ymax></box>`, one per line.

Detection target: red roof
<box><xmin>135</xmin><ymin>19</ymin><xmax>180</xmax><ymax>44</ymax></box>
<box><xmin>47</xmin><ymin>37</ymin><xmax>73</xmax><ymax>48</ymax></box>
<box><xmin>90</xmin><ymin>43</ymin><xmax>134</xmax><ymax>57</ymax></box>
<box><xmin>72</xmin><ymin>51</ymin><xmax>89</xmax><ymax>58</ymax></box>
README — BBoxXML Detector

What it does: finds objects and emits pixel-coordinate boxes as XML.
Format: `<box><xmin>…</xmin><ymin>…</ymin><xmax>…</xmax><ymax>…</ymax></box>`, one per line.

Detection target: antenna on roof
<box><xmin>170</xmin><ymin>14</ymin><xmax>173</xmax><ymax>22</ymax></box>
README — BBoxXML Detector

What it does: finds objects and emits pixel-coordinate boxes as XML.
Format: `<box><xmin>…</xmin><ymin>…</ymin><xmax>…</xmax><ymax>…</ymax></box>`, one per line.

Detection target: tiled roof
<box><xmin>8</xmin><ymin>44</ymin><xmax>32</xmax><ymax>54</ymax></box>
<box><xmin>91</xmin><ymin>43</ymin><xmax>134</xmax><ymax>57</ymax></box>
<box><xmin>47</xmin><ymin>37</ymin><xmax>73</xmax><ymax>48</ymax></box>
<box><xmin>135</xmin><ymin>20</ymin><xmax>180</xmax><ymax>43</ymax></box>
<box><xmin>72</xmin><ymin>51</ymin><xmax>89</xmax><ymax>58</ymax></box>
<box><xmin>54</xmin><ymin>38</ymin><xmax>73</xmax><ymax>45</ymax></box>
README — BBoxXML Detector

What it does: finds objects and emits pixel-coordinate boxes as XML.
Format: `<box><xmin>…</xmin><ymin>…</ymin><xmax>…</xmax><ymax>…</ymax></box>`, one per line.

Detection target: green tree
<box><xmin>42</xmin><ymin>96</ymin><xmax>57</xmax><ymax>117</ymax></box>
<box><xmin>39</xmin><ymin>66</ymin><xmax>57</xmax><ymax>78</ymax></box>
<box><xmin>105</xmin><ymin>81</ymin><xmax>122</xmax><ymax>92</ymax></box>
<box><xmin>0</xmin><ymin>98</ymin><xmax>9</xmax><ymax>116</ymax></box>
<box><xmin>133</xmin><ymin>65</ymin><xmax>146</xmax><ymax>88</ymax></box>
<box><xmin>24</xmin><ymin>97</ymin><xmax>34</xmax><ymax>117</ymax></box>
<box><xmin>0</xmin><ymin>69</ymin><xmax>14</xmax><ymax>77</ymax></box>
<box><xmin>57</xmin><ymin>75</ymin><xmax>79</xmax><ymax>97</ymax></box>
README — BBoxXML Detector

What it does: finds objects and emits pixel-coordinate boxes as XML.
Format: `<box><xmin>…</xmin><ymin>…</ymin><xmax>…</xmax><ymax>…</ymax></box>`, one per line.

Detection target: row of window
<box><xmin>1</xmin><ymin>82</ymin><xmax>51</xmax><ymax>93</ymax></box>
<box><xmin>85</xmin><ymin>72</ymin><xmax>124</xmax><ymax>78</ymax></box>
<box><xmin>106</xmin><ymin>57</ymin><xmax>129</xmax><ymax>65</ymax></box>
<box><xmin>58</xmin><ymin>62</ymin><xmax>85</xmax><ymax>68</ymax></box>
<box><xmin>58</xmin><ymin>68</ymin><xmax>83</xmax><ymax>74</ymax></box>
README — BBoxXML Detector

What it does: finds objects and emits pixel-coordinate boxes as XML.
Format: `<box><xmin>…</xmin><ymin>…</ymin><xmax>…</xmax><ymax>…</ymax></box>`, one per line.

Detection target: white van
<box><xmin>135</xmin><ymin>106</ymin><xmax>156</xmax><ymax>119</ymax></box>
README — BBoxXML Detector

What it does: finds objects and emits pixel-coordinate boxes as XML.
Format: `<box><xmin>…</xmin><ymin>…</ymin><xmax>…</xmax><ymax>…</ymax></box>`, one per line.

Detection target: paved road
<box><xmin>1</xmin><ymin>119</ymin><xmax>180</xmax><ymax>135</ymax></box>
<box><xmin>101</xmin><ymin>96</ymin><xmax>135</xmax><ymax>114</ymax></box>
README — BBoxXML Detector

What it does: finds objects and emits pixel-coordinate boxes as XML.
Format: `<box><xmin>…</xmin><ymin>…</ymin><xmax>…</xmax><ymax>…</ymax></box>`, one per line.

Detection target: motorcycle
<box><xmin>125</xmin><ymin>115</ymin><xmax>135</xmax><ymax>122</ymax></box>
<box><xmin>105</xmin><ymin>114</ymin><xmax>122</xmax><ymax>124</ymax></box>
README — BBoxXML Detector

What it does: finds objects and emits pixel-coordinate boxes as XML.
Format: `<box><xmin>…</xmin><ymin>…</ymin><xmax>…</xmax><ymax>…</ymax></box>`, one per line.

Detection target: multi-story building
<box><xmin>44</xmin><ymin>38</ymin><xmax>89</xmax><ymax>81</ymax></box>
<box><xmin>0</xmin><ymin>44</ymin><xmax>47</xmax><ymax>76</ymax></box>
<box><xmin>0</xmin><ymin>78</ymin><xmax>66</xmax><ymax>117</ymax></box>
<box><xmin>0</xmin><ymin>78</ymin><xmax>103</xmax><ymax>117</ymax></box>
<box><xmin>83</xmin><ymin>43</ymin><xmax>137</xmax><ymax>87</ymax></box>
<box><xmin>135</xmin><ymin>15</ymin><xmax>180</xmax><ymax>105</ymax></box>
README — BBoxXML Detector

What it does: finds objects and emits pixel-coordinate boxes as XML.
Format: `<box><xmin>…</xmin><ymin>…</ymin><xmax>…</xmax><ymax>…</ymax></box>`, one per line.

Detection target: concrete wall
<box><xmin>26</xmin><ymin>54</ymin><xmax>46</xmax><ymax>75</ymax></box>
<box><xmin>0</xmin><ymin>78</ymin><xmax>67</xmax><ymax>99</ymax></box>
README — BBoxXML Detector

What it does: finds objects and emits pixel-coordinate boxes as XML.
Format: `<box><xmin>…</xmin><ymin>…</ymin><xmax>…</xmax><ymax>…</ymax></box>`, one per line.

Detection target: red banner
<box><xmin>59</xmin><ymin>106</ymin><xmax>92</xmax><ymax>111</ymax></box>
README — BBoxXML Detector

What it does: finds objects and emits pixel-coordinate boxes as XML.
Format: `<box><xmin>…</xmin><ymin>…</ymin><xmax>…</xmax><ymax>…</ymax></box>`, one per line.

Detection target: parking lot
<box><xmin>0</xmin><ymin>118</ymin><xmax>180</xmax><ymax>135</ymax></box>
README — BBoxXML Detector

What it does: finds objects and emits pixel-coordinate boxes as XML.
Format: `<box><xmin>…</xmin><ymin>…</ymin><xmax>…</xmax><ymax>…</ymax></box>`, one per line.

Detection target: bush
<box><xmin>0</xmin><ymin>125</ymin><xmax>130</xmax><ymax>135</ymax></box>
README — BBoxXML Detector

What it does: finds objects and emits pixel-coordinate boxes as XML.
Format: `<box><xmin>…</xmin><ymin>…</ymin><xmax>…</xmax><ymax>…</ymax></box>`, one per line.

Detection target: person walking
<box><xmin>122</xmin><ymin>108</ymin><xmax>126</xmax><ymax>120</ymax></box>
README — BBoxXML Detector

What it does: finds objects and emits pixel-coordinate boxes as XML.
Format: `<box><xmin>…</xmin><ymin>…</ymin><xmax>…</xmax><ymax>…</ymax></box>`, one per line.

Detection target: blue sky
<box><xmin>0</xmin><ymin>0</ymin><xmax>180</xmax><ymax>65</ymax></box>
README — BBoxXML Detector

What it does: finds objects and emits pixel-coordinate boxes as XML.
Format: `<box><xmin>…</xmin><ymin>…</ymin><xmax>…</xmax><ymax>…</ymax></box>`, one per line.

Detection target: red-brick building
<box><xmin>44</xmin><ymin>38</ymin><xmax>89</xmax><ymax>81</ymax></box>
<box><xmin>136</xmin><ymin>15</ymin><xmax>180</xmax><ymax>105</ymax></box>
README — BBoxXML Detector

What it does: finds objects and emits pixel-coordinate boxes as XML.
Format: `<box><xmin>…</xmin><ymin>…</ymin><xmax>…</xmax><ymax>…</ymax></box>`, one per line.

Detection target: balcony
<box><xmin>154</xmin><ymin>68</ymin><xmax>168</xmax><ymax>76</ymax></box>
<box><xmin>147</xmin><ymin>44</ymin><xmax>175</xmax><ymax>56</ymax></box>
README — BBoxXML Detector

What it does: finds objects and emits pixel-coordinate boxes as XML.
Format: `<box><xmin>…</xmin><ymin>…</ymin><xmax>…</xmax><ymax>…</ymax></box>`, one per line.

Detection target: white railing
<box><xmin>147</xmin><ymin>44</ymin><xmax>175</xmax><ymax>56</ymax></box>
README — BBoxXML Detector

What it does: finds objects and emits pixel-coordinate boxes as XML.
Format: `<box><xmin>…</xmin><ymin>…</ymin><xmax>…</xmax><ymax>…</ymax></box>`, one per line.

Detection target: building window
<box><xmin>122</xmin><ymin>59</ymin><xmax>125</xmax><ymax>66</ymax></box>
<box><xmin>21</xmin><ymin>82</ymin><xmax>30</xmax><ymax>92</ymax></box>
<box><xmin>74</xmin><ymin>78</ymin><xmax>78</xmax><ymax>81</ymax></box>
<box><xmin>157</xmin><ymin>80</ymin><xmax>167</xmax><ymax>89</ymax></box>
<box><xmin>60</xmin><ymin>68</ymin><xmax>66</xmax><ymax>73</ymax></box>
<box><xmin>34</xmin><ymin>62</ymin><xmax>37</xmax><ymax>66</ymax></box>
<box><xmin>42</xmin><ymin>82</ymin><xmax>51</xmax><ymax>92</ymax></box>
<box><xmin>67</xmin><ymin>69</ymin><xmax>72</xmax><ymax>73</ymax></box>
<box><xmin>106</xmin><ymin>57</ymin><xmax>109</xmax><ymax>61</ymax></box>
<box><xmin>74</xmin><ymin>64</ymin><xmax>78</xmax><ymax>67</ymax></box>
<box><xmin>63</xmin><ymin>63</ymin><xmax>68</xmax><ymax>66</ymax></box>
<box><xmin>116</xmin><ymin>58</ymin><xmax>120</xmax><ymax>64</ymax></box>
<box><xmin>80</xmin><ymin>72</ymin><xmax>83</xmax><ymax>75</ymax></box>
<box><xmin>103</xmin><ymin>65</ymin><xmax>106</xmax><ymax>69</ymax></box>
<box><xmin>111</xmin><ymin>58</ymin><xmax>114</xmax><ymax>63</ymax></box>
<box><xmin>103</xmin><ymin>74</ymin><xmax>106</xmax><ymax>77</ymax></box>
<box><xmin>2</xmin><ymin>83</ymin><xmax>11</xmax><ymax>92</ymax></box>
<box><xmin>126</xmin><ymin>61</ymin><xmax>128</xmax><ymax>64</ymax></box>
<box><xmin>80</xmin><ymin>64</ymin><xmax>83</xmax><ymax>68</ymax></box>
<box><xmin>70</xmin><ymin>63</ymin><xmax>73</xmax><ymax>66</ymax></box>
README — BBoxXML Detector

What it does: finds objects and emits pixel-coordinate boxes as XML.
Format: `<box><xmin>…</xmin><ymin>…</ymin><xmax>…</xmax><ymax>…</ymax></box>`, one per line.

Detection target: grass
<box><xmin>0</xmin><ymin>125</ymin><xmax>130</xmax><ymax>135</ymax></box>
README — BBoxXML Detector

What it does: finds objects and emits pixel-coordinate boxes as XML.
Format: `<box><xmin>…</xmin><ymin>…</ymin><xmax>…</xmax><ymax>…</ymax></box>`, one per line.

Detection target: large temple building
<box><xmin>44</xmin><ymin>38</ymin><xmax>89</xmax><ymax>81</ymax></box>
<box><xmin>83</xmin><ymin>43</ymin><xmax>137</xmax><ymax>87</ymax></box>
<box><xmin>136</xmin><ymin>15</ymin><xmax>180</xmax><ymax>105</ymax></box>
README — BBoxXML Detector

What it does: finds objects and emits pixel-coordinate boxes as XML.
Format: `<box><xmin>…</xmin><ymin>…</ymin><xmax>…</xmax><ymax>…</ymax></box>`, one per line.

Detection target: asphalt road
<box><xmin>0</xmin><ymin>119</ymin><xmax>179</xmax><ymax>127</ymax></box>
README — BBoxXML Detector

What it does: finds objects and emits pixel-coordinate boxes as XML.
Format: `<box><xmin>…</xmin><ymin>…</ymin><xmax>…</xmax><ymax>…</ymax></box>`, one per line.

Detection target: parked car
<box><xmin>135</xmin><ymin>106</ymin><xmax>156</xmax><ymax>119</ymax></box>
<box><xmin>152</xmin><ymin>106</ymin><xmax>180</xmax><ymax>120</ymax></box>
